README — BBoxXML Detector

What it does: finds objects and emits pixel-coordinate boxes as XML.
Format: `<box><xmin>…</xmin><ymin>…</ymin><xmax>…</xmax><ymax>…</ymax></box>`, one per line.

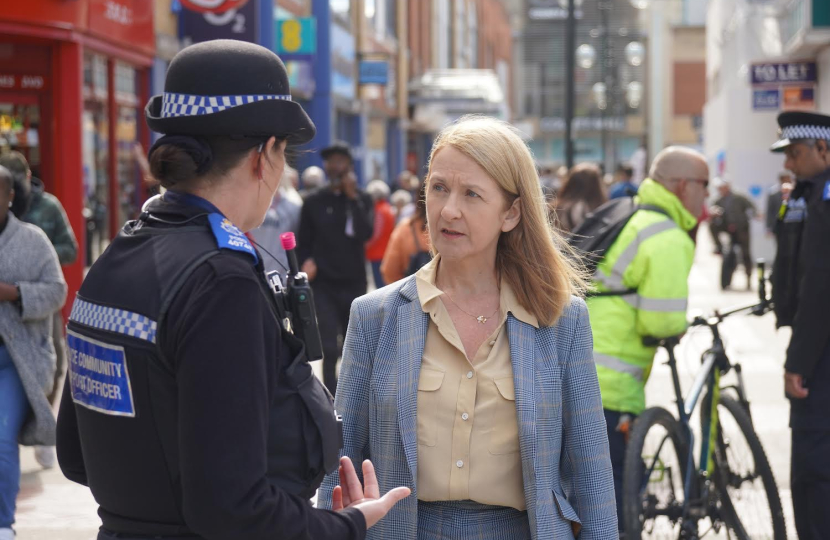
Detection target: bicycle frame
<box><xmin>660</xmin><ymin>302</ymin><xmax>761</xmax><ymax>529</ymax></box>
<box><xmin>637</xmin><ymin>261</ymin><xmax>772</xmax><ymax>536</ymax></box>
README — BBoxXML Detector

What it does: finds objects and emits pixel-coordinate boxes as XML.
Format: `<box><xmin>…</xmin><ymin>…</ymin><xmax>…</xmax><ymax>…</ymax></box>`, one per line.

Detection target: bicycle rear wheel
<box><xmin>623</xmin><ymin>407</ymin><xmax>689</xmax><ymax>539</ymax></box>
<box><xmin>709</xmin><ymin>395</ymin><xmax>787</xmax><ymax>540</ymax></box>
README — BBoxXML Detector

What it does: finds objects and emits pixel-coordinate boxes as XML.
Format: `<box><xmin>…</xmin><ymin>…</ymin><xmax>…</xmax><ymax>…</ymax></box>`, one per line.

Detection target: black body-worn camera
<box><xmin>266</xmin><ymin>233</ymin><xmax>324</xmax><ymax>362</ymax></box>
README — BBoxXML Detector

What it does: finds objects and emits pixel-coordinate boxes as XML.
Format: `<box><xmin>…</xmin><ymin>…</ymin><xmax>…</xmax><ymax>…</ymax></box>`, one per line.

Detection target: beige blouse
<box><xmin>414</xmin><ymin>258</ymin><xmax>538</xmax><ymax>511</ymax></box>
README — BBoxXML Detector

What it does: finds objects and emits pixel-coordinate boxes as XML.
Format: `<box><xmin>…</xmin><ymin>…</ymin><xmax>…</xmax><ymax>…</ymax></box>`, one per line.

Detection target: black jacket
<box><xmin>775</xmin><ymin>167</ymin><xmax>830</xmax><ymax>380</ymax></box>
<box><xmin>57</xmin><ymin>197</ymin><xmax>365</xmax><ymax>540</ymax></box>
<box><xmin>297</xmin><ymin>187</ymin><xmax>373</xmax><ymax>284</ymax></box>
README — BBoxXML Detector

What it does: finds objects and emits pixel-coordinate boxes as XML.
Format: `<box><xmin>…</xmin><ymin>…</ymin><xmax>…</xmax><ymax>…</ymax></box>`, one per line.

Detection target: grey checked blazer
<box><xmin>319</xmin><ymin>277</ymin><xmax>618</xmax><ymax>539</ymax></box>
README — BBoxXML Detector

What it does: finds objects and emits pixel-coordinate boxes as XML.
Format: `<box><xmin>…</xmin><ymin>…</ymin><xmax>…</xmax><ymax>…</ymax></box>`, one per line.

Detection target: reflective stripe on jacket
<box><xmin>587</xmin><ymin>178</ymin><xmax>697</xmax><ymax>414</ymax></box>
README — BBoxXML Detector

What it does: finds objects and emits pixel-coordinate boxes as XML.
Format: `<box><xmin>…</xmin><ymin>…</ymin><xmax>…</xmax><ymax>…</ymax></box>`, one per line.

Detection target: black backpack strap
<box><xmin>636</xmin><ymin>204</ymin><xmax>670</xmax><ymax>217</ymax></box>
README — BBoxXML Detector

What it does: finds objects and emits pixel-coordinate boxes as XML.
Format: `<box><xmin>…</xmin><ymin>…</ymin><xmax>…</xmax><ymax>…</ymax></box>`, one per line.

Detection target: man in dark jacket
<box><xmin>769</xmin><ymin>111</ymin><xmax>830</xmax><ymax>540</ymax></box>
<box><xmin>709</xmin><ymin>176</ymin><xmax>756</xmax><ymax>288</ymax></box>
<box><xmin>298</xmin><ymin>142</ymin><xmax>373</xmax><ymax>394</ymax></box>
<box><xmin>0</xmin><ymin>151</ymin><xmax>77</xmax><ymax>470</ymax></box>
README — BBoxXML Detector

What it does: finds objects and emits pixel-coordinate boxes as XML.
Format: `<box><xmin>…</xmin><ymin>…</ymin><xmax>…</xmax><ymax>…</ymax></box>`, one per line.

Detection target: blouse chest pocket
<box><xmin>417</xmin><ymin>369</ymin><xmax>445</xmax><ymax>447</ymax></box>
<box><xmin>488</xmin><ymin>376</ymin><xmax>521</xmax><ymax>455</ymax></box>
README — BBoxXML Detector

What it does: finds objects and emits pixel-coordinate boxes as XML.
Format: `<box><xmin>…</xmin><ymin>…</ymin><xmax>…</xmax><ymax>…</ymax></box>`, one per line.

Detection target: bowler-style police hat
<box><xmin>145</xmin><ymin>39</ymin><xmax>315</xmax><ymax>145</ymax></box>
<box><xmin>770</xmin><ymin>111</ymin><xmax>830</xmax><ymax>153</ymax></box>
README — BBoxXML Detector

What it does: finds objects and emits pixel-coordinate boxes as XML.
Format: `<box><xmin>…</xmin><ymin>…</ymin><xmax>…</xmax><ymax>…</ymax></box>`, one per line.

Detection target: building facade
<box><xmin>703</xmin><ymin>0</ymin><xmax>829</xmax><ymax>262</ymax></box>
<box><xmin>0</xmin><ymin>0</ymin><xmax>156</xmax><ymax>310</ymax></box>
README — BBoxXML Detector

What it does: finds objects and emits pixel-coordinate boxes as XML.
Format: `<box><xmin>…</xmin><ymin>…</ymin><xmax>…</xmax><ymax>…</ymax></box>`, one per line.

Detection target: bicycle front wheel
<box><xmin>623</xmin><ymin>407</ymin><xmax>689</xmax><ymax>539</ymax></box>
<box><xmin>709</xmin><ymin>395</ymin><xmax>787</xmax><ymax>540</ymax></box>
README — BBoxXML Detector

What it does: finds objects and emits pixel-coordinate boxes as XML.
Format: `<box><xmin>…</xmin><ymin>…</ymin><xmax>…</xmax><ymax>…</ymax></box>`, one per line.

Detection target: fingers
<box><xmin>332</xmin><ymin>485</ymin><xmax>343</xmax><ymax>511</ymax></box>
<box><xmin>362</xmin><ymin>460</ymin><xmax>380</xmax><ymax>500</ymax></box>
<box><xmin>379</xmin><ymin>486</ymin><xmax>411</xmax><ymax>510</ymax></box>
<box><xmin>340</xmin><ymin>457</ymin><xmax>364</xmax><ymax>504</ymax></box>
<box><xmin>338</xmin><ymin>464</ymin><xmax>351</xmax><ymax>508</ymax></box>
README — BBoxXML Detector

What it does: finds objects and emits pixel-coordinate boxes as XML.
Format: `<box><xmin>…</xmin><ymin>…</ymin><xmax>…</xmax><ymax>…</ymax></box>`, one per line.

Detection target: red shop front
<box><xmin>0</xmin><ymin>0</ymin><xmax>154</xmax><ymax>313</ymax></box>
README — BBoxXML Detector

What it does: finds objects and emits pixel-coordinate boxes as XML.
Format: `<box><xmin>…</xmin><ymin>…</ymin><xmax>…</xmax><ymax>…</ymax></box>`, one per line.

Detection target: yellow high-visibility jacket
<box><xmin>587</xmin><ymin>178</ymin><xmax>697</xmax><ymax>415</ymax></box>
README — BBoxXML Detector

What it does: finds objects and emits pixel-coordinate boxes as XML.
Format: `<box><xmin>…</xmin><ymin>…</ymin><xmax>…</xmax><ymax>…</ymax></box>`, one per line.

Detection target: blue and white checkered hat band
<box><xmin>781</xmin><ymin>124</ymin><xmax>830</xmax><ymax>141</ymax></box>
<box><xmin>161</xmin><ymin>92</ymin><xmax>292</xmax><ymax>119</ymax></box>
<box><xmin>70</xmin><ymin>298</ymin><xmax>158</xmax><ymax>344</ymax></box>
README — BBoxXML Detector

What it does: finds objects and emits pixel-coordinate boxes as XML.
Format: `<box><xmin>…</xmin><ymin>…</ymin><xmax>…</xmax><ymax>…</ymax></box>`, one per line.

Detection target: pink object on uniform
<box><xmin>280</xmin><ymin>232</ymin><xmax>297</xmax><ymax>250</ymax></box>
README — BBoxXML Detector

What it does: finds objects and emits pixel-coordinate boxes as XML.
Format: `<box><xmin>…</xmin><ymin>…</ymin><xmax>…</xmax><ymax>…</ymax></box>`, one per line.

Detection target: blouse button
<box><xmin>456</xmin><ymin>460</ymin><xmax>464</xmax><ymax>468</ymax></box>
<box><xmin>466</xmin><ymin>371</ymin><xmax>474</xmax><ymax>379</ymax></box>
<box><xmin>461</xmin><ymin>413</ymin><xmax>469</xmax><ymax>421</ymax></box>
<box><xmin>489</xmin><ymin>340</ymin><xmax>496</xmax><ymax>346</ymax></box>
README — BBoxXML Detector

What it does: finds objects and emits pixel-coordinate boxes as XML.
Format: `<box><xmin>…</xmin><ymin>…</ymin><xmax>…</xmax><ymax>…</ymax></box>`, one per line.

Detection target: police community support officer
<box><xmin>769</xmin><ymin>111</ymin><xmax>830</xmax><ymax>540</ymax></box>
<box><xmin>55</xmin><ymin>40</ymin><xmax>409</xmax><ymax>540</ymax></box>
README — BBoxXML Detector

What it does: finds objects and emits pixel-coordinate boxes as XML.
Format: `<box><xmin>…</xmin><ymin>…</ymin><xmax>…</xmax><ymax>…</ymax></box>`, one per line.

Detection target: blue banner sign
<box><xmin>359</xmin><ymin>60</ymin><xmax>389</xmax><ymax>85</ymax></box>
<box><xmin>753</xmin><ymin>88</ymin><xmax>780</xmax><ymax>110</ymax></box>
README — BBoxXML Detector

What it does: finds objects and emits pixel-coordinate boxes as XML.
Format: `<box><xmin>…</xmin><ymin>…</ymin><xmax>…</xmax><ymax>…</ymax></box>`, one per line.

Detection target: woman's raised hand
<box><xmin>331</xmin><ymin>457</ymin><xmax>411</xmax><ymax>528</ymax></box>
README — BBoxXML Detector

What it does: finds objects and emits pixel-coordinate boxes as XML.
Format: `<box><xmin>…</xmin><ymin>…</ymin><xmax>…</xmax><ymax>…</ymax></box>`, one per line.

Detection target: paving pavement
<box><xmin>13</xmin><ymin>225</ymin><xmax>798</xmax><ymax>539</ymax></box>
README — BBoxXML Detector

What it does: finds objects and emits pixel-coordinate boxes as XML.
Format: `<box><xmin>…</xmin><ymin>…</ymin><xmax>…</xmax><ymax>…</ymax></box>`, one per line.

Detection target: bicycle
<box><xmin>622</xmin><ymin>261</ymin><xmax>787</xmax><ymax>539</ymax></box>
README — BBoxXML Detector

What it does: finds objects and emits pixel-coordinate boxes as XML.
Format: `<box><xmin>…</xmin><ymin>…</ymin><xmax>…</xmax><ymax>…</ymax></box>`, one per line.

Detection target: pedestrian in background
<box><xmin>380</xmin><ymin>185</ymin><xmax>430</xmax><ymax>285</ymax></box>
<box><xmin>321</xmin><ymin>116</ymin><xmax>617</xmax><ymax>539</ymax></box>
<box><xmin>250</xmin><ymin>165</ymin><xmax>303</xmax><ymax>275</ymax></box>
<box><xmin>0</xmin><ymin>150</ymin><xmax>76</xmax><ymax>470</ymax></box>
<box><xmin>365</xmin><ymin>180</ymin><xmax>396</xmax><ymax>289</ymax></box>
<box><xmin>553</xmin><ymin>162</ymin><xmax>607</xmax><ymax>233</ymax></box>
<box><xmin>300</xmin><ymin>165</ymin><xmax>325</xmax><ymax>199</ymax></box>
<box><xmin>298</xmin><ymin>141</ymin><xmax>374</xmax><ymax>395</ymax></box>
<box><xmin>0</xmin><ymin>165</ymin><xmax>67</xmax><ymax>540</ymax></box>
<box><xmin>769</xmin><ymin>111</ymin><xmax>830</xmax><ymax>540</ymax></box>
<box><xmin>588</xmin><ymin>146</ymin><xmax>708</xmax><ymax>530</ymax></box>
<box><xmin>766</xmin><ymin>171</ymin><xmax>793</xmax><ymax>237</ymax></box>
<box><xmin>608</xmin><ymin>163</ymin><xmax>638</xmax><ymax>199</ymax></box>
<box><xmin>390</xmin><ymin>189</ymin><xmax>413</xmax><ymax>222</ymax></box>
<box><xmin>709</xmin><ymin>176</ymin><xmax>756</xmax><ymax>289</ymax></box>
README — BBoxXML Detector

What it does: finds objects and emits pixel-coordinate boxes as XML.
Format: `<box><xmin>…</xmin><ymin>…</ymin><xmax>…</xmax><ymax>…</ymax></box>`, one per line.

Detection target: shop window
<box><xmin>83</xmin><ymin>52</ymin><xmax>110</xmax><ymax>265</ymax></box>
<box><xmin>0</xmin><ymin>101</ymin><xmax>41</xmax><ymax>176</ymax></box>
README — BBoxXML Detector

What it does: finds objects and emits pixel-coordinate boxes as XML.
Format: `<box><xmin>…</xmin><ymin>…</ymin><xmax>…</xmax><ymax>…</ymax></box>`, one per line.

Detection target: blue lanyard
<box><xmin>164</xmin><ymin>190</ymin><xmax>225</xmax><ymax>217</ymax></box>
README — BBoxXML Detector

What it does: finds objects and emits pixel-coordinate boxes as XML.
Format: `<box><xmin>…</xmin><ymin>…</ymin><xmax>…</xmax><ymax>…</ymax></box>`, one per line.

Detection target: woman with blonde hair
<box><xmin>320</xmin><ymin>116</ymin><xmax>617</xmax><ymax>539</ymax></box>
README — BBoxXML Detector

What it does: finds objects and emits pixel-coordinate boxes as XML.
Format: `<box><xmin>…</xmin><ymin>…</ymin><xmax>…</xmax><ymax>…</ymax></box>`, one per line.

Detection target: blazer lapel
<box><xmin>508</xmin><ymin>316</ymin><xmax>539</xmax><ymax>521</ymax></box>
<box><xmin>397</xmin><ymin>280</ymin><xmax>428</xmax><ymax>482</ymax></box>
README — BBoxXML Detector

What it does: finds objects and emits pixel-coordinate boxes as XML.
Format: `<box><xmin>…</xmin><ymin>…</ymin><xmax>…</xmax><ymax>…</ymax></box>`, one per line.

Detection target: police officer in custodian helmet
<box><xmin>55</xmin><ymin>40</ymin><xmax>409</xmax><ymax>540</ymax></box>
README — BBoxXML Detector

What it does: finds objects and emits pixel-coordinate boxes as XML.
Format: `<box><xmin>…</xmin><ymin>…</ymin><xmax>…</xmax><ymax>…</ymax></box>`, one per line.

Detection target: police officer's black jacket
<box><xmin>56</xmin><ymin>196</ymin><xmax>366</xmax><ymax>540</ymax></box>
<box><xmin>773</xmin><ymin>166</ymin><xmax>830</xmax><ymax>381</ymax></box>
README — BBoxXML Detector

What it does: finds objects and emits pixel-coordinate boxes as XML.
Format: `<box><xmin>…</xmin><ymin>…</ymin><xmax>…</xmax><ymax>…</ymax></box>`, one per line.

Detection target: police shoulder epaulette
<box><xmin>207</xmin><ymin>213</ymin><xmax>259</xmax><ymax>263</ymax></box>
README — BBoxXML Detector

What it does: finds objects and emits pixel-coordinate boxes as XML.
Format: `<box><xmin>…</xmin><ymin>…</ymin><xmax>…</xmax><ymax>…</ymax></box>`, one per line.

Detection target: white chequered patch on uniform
<box><xmin>69</xmin><ymin>298</ymin><xmax>158</xmax><ymax>344</ymax></box>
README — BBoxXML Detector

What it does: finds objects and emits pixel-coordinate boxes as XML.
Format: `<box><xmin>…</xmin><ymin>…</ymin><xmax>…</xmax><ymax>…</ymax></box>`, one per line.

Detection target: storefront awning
<box><xmin>408</xmin><ymin>69</ymin><xmax>506</xmax><ymax>131</ymax></box>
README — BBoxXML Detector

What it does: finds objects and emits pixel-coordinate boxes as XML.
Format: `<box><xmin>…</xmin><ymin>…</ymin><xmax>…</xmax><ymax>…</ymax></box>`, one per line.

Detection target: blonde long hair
<box><xmin>426</xmin><ymin>116</ymin><xmax>588</xmax><ymax>326</ymax></box>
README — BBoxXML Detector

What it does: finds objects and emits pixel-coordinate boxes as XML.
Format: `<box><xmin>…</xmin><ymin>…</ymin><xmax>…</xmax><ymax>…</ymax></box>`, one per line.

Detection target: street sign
<box><xmin>359</xmin><ymin>60</ymin><xmax>388</xmax><ymax>86</ymax></box>
<box><xmin>750</xmin><ymin>61</ymin><xmax>817</xmax><ymax>85</ymax></box>
<box><xmin>752</xmin><ymin>88</ymin><xmax>780</xmax><ymax>110</ymax></box>
<box><xmin>274</xmin><ymin>17</ymin><xmax>316</xmax><ymax>57</ymax></box>
<box><xmin>782</xmin><ymin>86</ymin><xmax>815</xmax><ymax>110</ymax></box>
<box><xmin>749</xmin><ymin>60</ymin><xmax>817</xmax><ymax>112</ymax></box>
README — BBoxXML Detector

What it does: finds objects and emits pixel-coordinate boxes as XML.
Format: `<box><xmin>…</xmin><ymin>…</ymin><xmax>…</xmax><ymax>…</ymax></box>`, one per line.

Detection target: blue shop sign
<box><xmin>753</xmin><ymin>88</ymin><xmax>780</xmax><ymax>110</ymax></box>
<box><xmin>359</xmin><ymin>61</ymin><xmax>389</xmax><ymax>86</ymax></box>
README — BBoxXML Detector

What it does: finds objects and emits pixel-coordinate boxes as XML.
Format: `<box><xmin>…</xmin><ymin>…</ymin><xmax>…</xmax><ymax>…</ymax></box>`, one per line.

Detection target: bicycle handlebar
<box><xmin>642</xmin><ymin>260</ymin><xmax>773</xmax><ymax>349</ymax></box>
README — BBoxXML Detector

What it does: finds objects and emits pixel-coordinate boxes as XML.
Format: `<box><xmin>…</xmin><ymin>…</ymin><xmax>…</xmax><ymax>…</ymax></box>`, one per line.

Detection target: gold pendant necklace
<box><xmin>443</xmin><ymin>292</ymin><xmax>499</xmax><ymax>324</ymax></box>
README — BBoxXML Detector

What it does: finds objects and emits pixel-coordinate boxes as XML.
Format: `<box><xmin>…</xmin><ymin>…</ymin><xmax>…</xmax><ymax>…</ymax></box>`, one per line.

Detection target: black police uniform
<box><xmin>56</xmin><ymin>192</ymin><xmax>366</xmax><ymax>540</ymax></box>
<box><xmin>770</xmin><ymin>111</ymin><xmax>830</xmax><ymax>540</ymax></box>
